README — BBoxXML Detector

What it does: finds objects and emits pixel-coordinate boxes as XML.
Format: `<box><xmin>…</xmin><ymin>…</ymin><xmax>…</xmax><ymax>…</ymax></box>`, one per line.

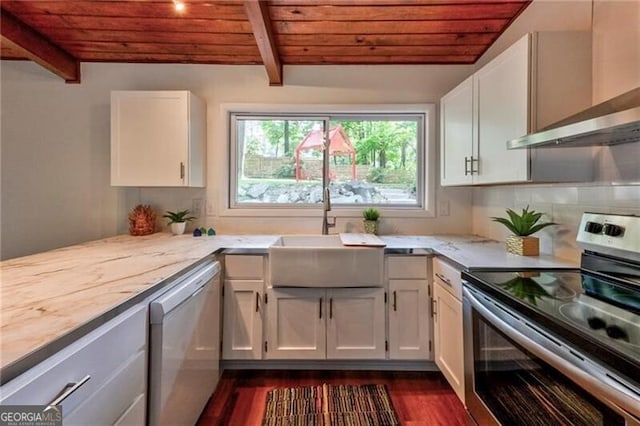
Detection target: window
<box><xmin>229</xmin><ymin>109</ymin><xmax>429</xmax><ymax>211</ymax></box>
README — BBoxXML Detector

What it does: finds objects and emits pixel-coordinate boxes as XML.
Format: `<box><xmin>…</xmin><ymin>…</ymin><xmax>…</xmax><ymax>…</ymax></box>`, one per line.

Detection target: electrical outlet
<box><xmin>206</xmin><ymin>200</ymin><xmax>215</xmax><ymax>216</ymax></box>
<box><xmin>438</xmin><ymin>200</ymin><xmax>450</xmax><ymax>217</ymax></box>
<box><xmin>191</xmin><ymin>198</ymin><xmax>203</xmax><ymax>218</ymax></box>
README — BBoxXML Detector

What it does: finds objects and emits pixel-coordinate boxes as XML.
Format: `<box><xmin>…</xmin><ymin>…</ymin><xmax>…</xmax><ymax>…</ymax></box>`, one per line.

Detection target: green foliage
<box><xmin>260</xmin><ymin>120</ymin><xmax>316</xmax><ymax>157</ymax></box>
<box><xmin>163</xmin><ymin>209</ymin><xmax>195</xmax><ymax>224</ymax></box>
<box><xmin>491</xmin><ymin>206</ymin><xmax>556</xmax><ymax>236</ymax></box>
<box><xmin>337</xmin><ymin>120</ymin><xmax>417</xmax><ymax>169</ymax></box>
<box><xmin>362</xmin><ymin>207</ymin><xmax>380</xmax><ymax>221</ymax></box>
<box><xmin>273</xmin><ymin>161</ymin><xmax>298</xmax><ymax>179</ymax></box>
<box><xmin>367</xmin><ymin>167</ymin><xmax>387</xmax><ymax>183</ymax></box>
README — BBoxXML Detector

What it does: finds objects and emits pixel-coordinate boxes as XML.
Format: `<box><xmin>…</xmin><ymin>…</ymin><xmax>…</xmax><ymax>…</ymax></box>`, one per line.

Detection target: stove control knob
<box><xmin>584</xmin><ymin>221</ymin><xmax>603</xmax><ymax>234</ymax></box>
<box><xmin>602</xmin><ymin>223</ymin><xmax>624</xmax><ymax>237</ymax></box>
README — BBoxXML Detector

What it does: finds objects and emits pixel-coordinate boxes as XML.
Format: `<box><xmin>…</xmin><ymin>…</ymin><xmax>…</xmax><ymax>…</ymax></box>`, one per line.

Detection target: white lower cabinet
<box><xmin>265</xmin><ymin>287</ymin><xmax>385</xmax><ymax>360</ymax></box>
<box><xmin>223</xmin><ymin>280</ymin><xmax>264</xmax><ymax>360</ymax></box>
<box><xmin>114</xmin><ymin>393</ymin><xmax>146</xmax><ymax>426</ymax></box>
<box><xmin>265</xmin><ymin>288</ymin><xmax>326</xmax><ymax>359</ymax></box>
<box><xmin>386</xmin><ymin>255</ymin><xmax>432</xmax><ymax>360</ymax></box>
<box><xmin>388</xmin><ymin>280</ymin><xmax>430</xmax><ymax>359</ymax></box>
<box><xmin>432</xmin><ymin>257</ymin><xmax>465</xmax><ymax>404</ymax></box>
<box><xmin>65</xmin><ymin>350</ymin><xmax>146</xmax><ymax>425</ymax></box>
<box><xmin>0</xmin><ymin>305</ymin><xmax>147</xmax><ymax>424</ymax></box>
<box><xmin>326</xmin><ymin>288</ymin><xmax>386</xmax><ymax>359</ymax></box>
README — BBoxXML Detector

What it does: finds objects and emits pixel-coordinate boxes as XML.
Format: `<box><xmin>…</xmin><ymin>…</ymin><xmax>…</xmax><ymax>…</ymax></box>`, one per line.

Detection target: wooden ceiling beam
<box><xmin>243</xmin><ymin>0</ymin><xmax>282</xmax><ymax>86</ymax></box>
<box><xmin>0</xmin><ymin>9</ymin><xmax>80</xmax><ymax>83</ymax></box>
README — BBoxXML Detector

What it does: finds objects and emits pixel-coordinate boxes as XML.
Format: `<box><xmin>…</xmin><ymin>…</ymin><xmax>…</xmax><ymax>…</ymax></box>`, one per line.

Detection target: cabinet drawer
<box><xmin>114</xmin><ymin>393</ymin><xmax>146</xmax><ymax>426</ymax></box>
<box><xmin>65</xmin><ymin>350</ymin><xmax>146</xmax><ymax>425</ymax></box>
<box><xmin>0</xmin><ymin>305</ymin><xmax>146</xmax><ymax>413</ymax></box>
<box><xmin>224</xmin><ymin>255</ymin><xmax>264</xmax><ymax>280</ymax></box>
<box><xmin>432</xmin><ymin>257</ymin><xmax>462</xmax><ymax>301</ymax></box>
<box><xmin>387</xmin><ymin>256</ymin><xmax>428</xmax><ymax>279</ymax></box>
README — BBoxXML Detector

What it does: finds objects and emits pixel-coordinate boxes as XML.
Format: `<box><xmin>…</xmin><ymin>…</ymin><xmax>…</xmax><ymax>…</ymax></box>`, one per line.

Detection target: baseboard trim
<box><xmin>221</xmin><ymin>360</ymin><xmax>438</xmax><ymax>371</ymax></box>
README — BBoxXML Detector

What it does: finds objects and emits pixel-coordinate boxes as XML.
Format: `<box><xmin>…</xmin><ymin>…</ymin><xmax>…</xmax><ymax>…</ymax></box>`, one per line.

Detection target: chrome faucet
<box><xmin>322</xmin><ymin>187</ymin><xmax>336</xmax><ymax>235</ymax></box>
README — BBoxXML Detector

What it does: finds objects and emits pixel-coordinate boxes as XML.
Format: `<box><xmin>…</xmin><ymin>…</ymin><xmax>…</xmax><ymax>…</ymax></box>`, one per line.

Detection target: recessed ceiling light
<box><xmin>173</xmin><ymin>0</ymin><xmax>185</xmax><ymax>12</ymax></box>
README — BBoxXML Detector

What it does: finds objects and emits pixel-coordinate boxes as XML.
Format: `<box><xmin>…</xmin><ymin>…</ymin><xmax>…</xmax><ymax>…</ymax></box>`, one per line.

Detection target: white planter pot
<box><xmin>170</xmin><ymin>222</ymin><xmax>186</xmax><ymax>235</ymax></box>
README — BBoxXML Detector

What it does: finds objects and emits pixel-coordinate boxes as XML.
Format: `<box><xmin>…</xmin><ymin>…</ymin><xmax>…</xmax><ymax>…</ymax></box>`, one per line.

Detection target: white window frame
<box><xmin>220</xmin><ymin>103</ymin><xmax>436</xmax><ymax>219</ymax></box>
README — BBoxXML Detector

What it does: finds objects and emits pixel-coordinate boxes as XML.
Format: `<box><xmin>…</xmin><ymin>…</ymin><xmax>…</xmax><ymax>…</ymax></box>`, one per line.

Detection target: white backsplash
<box><xmin>472</xmin><ymin>144</ymin><xmax>640</xmax><ymax>263</ymax></box>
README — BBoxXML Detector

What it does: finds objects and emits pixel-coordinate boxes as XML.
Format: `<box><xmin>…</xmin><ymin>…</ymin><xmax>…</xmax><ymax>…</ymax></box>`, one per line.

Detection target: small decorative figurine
<box><xmin>207</xmin><ymin>228</ymin><xmax>216</xmax><ymax>236</ymax></box>
<box><xmin>128</xmin><ymin>205</ymin><xmax>156</xmax><ymax>236</ymax></box>
<box><xmin>193</xmin><ymin>228</ymin><xmax>202</xmax><ymax>237</ymax></box>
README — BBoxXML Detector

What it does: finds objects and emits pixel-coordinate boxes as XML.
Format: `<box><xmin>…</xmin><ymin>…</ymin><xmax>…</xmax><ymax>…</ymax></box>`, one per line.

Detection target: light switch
<box><xmin>191</xmin><ymin>198</ymin><xmax>203</xmax><ymax>218</ymax></box>
<box><xmin>206</xmin><ymin>200</ymin><xmax>215</xmax><ymax>216</ymax></box>
<box><xmin>438</xmin><ymin>200</ymin><xmax>450</xmax><ymax>217</ymax></box>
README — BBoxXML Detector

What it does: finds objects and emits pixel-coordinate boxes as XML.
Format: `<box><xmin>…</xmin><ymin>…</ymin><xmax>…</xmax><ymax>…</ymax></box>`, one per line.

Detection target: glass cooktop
<box><xmin>463</xmin><ymin>269</ymin><xmax>640</xmax><ymax>372</ymax></box>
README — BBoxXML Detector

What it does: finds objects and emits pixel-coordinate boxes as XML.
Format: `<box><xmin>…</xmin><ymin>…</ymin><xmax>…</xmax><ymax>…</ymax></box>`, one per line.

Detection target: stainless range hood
<box><xmin>508</xmin><ymin>87</ymin><xmax>640</xmax><ymax>149</ymax></box>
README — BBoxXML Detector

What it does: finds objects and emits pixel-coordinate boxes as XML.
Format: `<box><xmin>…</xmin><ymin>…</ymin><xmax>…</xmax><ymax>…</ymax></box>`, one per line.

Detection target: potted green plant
<box><xmin>163</xmin><ymin>209</ymin><xmax>196</xmax><ymax>235</ymax></box>
<box><xmin>491</xmin><ymin>206</ymin><xmax>556</xmax><ymax>256</ymax></box>
<box><xmin>362</xmin><ymin>207</ymin><xmax>380</xmax><ymax>235</ymax></box>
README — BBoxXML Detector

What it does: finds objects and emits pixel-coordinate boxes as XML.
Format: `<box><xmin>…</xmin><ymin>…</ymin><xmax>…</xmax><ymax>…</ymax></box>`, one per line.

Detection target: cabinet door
<box><xmin>265</xmin><ymin>288</ymin><xmax>326</xmax><ymax>359</ymax></box>
<box><xmin>474</xmin><ymin>34</ymin><xmax>530</xmax><ymax>184</ymax></box>
<box><xmin>111</xmin><ymin>91</ymin><xmax>189</xmax><ymax>187</ymax></box>
<box><xmin>222</xmin><ymin>280</ymin><xmax>263</xmax><ymax>360</ymax></box>
<box><xmin>440</xmin><ymin>76</ymin><xmax>474</xmax><ymax>186</ymax></box>
<box><xmin>326</xmin><ymin>288</ymin><xmax>385</xmax><ymax>359</ymax></box>
<box><xmin>433</xmin><ymin>282</ymin><xmax>465</xmax><ymax>404</ymax></box>
<box><xmin>388</xmin><ymin>280</ymin><xmax>430</xmax><ymax>360</ymax></box>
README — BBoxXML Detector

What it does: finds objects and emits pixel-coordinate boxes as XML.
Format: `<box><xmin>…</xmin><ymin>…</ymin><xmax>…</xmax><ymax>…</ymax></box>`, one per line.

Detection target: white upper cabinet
<box><xmin>474</xmin><ymin>35</ymin><xmax>530</xmax><ymax>184</ymax></box>
<box><xmin>440</xmin><ymin>76</ymin><xmax>474</xmax><ymax>186</ymax></box>
<box><xmin>111</xmin><ymin>91</ymin><xmax>206</xmax><ymax>187</ymax></box>
<box><xmin>440</xmin><ymin>32</ymin><xmax>594</xmax><ymax>186</ymax></box>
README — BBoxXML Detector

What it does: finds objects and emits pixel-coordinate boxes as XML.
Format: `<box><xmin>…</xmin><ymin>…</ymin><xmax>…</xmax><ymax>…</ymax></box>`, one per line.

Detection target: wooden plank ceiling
<box><xmin>0</xmin><ymin>0</ymin><xmax>531</xmax><ymax>85</ymax></box>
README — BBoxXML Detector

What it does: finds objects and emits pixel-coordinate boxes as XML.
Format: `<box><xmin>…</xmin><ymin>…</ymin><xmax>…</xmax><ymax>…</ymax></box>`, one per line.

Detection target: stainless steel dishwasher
<box><xmin>148</xmin><ymin>259</ymin><xmax>221</xmax><ymax>426</ymax></box>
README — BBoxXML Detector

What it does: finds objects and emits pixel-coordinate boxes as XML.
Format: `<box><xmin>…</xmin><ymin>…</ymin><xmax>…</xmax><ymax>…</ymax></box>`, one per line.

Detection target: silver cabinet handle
<box><xmin>180</xmin><ymin>162</ymin><xmax>185</xmax><ymax>179</ymax></box>
<box><xmin>393</xmin><ymin>291</ymin><xmax>397</xmax><ymax>311</ymax></box>
<box><xmin>465</xmin><ymin>156</ymin><xmax>479</xmax><ymax>175</ymax></box>
<box><xmin>329</xmin><ymin>298</ymin><xmax>333</xmax><ymax>319</ymax></box>
<box><xmin>319</xmin><ymin>297</ymin><xmax>323</xmax><ymax>319</ymax></box>
<box><xmin>471</xmin><ymin>156</ymin><xmax>479</xmax><ymax>174</ymax></box>
<box><xmin>255</xmin><ymin>292</ymin><xmax>260</xmax><ymax>312</ymax></box>
<box><xmin>47</xmin><ymin>375</ymin><xmax>91</xmax><ymax>407</ymax></box>
<box><xmin>435</xmin><ymin>272</ymin><xmax>452</xmax><ymax>287</ymax></box>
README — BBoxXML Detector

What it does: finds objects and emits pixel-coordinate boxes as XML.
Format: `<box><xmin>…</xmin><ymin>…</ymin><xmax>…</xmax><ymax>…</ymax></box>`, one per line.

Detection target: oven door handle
<box><xmin>463</xmin><ymin>287</ymin><xmax>640</xmax><ymax>419</ymax></box>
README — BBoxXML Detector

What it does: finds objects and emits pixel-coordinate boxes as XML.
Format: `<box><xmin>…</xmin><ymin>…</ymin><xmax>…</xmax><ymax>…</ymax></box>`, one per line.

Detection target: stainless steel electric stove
<box><xmin>462</xmin><ymin>213</ymin><xmax>640</xmax><ymax>425</ymax></box>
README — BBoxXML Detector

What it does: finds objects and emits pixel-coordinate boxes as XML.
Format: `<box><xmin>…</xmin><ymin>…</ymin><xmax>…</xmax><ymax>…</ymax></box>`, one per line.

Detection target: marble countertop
<box><xmin>380</xmin><ymin>235</ymin><xmax>577</xmax><ymax>270</ymax></box>
<box><xmin>0</xmin><ymin>232</ymin><xmax>576</xmax><ymax>382</ymax></box>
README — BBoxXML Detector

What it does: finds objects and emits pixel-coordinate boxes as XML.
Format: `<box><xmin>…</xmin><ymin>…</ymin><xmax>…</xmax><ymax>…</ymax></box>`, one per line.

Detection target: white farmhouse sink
<box><xmin>269</xmin><ymin>235</ymin><xmax>384</xmax><ymax>287</ymax></box>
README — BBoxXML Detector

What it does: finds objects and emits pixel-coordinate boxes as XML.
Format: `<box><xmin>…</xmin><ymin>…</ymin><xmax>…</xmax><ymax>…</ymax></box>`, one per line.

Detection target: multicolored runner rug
<box><xmin>262</xmin><ymin>383</ymin><xmax>400</xmax><ymax>426</ymax></box>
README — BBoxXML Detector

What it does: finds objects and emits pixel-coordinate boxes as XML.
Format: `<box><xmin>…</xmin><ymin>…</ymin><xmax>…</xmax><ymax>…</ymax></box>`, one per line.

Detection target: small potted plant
<box><xmin>491</xmin><ymin>206</ymin><xmax>556</xmax><ymax>256</ymax></box>
<box><xmin>362</xmin><ymin>207</ymin><xmax>380</xmax><ymax>235</ymax></box>
<box><xmin>163</xmin><ymin>209</ymin><xmax>196</xmax><ymax>235</ymax></box>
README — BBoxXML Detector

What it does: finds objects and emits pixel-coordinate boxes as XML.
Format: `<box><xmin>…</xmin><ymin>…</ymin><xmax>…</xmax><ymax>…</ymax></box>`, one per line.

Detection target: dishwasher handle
<box><xmin>150</xmin><ymin>261</ymin><xmax>220</xmax><ymax>324</ymax></box>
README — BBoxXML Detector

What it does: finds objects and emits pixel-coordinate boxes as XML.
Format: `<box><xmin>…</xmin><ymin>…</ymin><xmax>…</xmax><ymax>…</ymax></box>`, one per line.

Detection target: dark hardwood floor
<box><xmin>197</xmin><ymin>370</ymin><xmax>469</xmax><ymax>425</ymax></box>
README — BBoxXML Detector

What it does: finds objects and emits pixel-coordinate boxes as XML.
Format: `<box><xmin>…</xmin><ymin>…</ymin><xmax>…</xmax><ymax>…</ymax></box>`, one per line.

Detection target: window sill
<box><xmin>218</xmin><ymin>206</ymin><xmax>436</xmax><ymax>219</ymax></box>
